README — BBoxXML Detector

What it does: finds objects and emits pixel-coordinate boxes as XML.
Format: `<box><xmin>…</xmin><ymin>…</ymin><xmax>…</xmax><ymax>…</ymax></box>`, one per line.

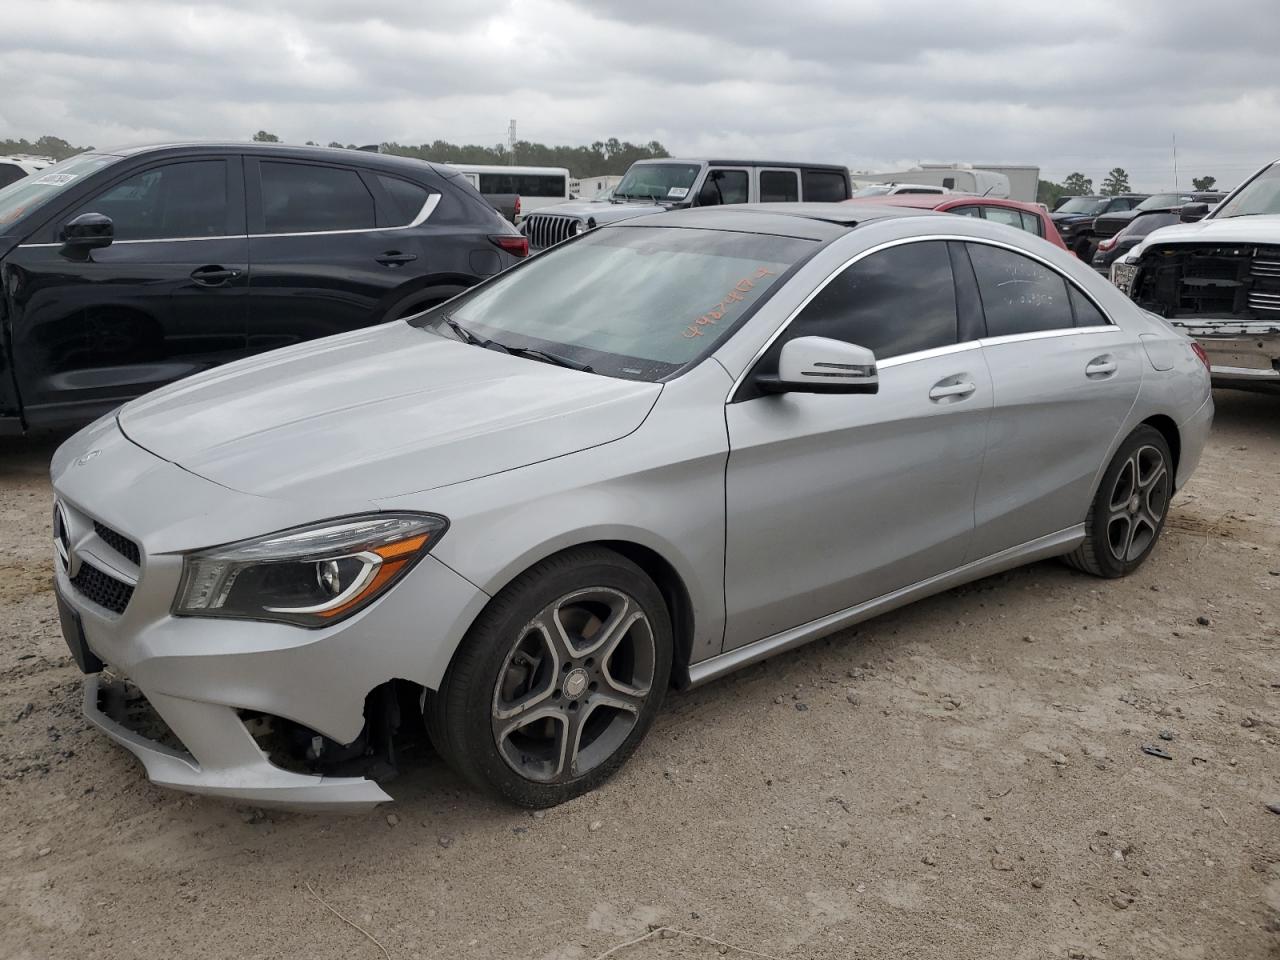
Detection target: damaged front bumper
<box><xmin>83</xmin><ymin>671</ymin><xmax>391</xmax><ymax>812</ymax></box>
<box><xmin>1168</xmin><ymin>319</ymin><xmax>1280</xmax><ymax>392</ymax></box>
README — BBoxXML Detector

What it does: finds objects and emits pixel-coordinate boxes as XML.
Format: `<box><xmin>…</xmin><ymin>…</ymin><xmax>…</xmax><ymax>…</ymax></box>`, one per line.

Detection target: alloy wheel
<box><xmin>491</xmin><ymin>587</ymin><xmax>656</xmax><ymax>783</ymax></box>
<box><xmin>1105</xmin><ymin>444</ymin><xmax>1169</xmax><ymax>563</ymax></box>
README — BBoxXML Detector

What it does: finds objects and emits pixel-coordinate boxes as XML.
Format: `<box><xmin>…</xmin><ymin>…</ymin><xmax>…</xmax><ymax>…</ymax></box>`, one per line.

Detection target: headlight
<box><xmin>571</xmin><ymin>219</ymin><xmax>585</xmax><ymax>235</ymax></box>
<box><xmin>1111</xmin><ymin>260</ymin><xmax>1139</xmax><ymax>295</ymax></box>
<box><xmin>173</xmin><ymin>513</ymin><xmax>448</xmax><ymax>627</ymax></box>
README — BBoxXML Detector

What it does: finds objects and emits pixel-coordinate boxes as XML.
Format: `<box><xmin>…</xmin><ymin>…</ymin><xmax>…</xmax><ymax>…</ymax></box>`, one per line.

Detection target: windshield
<box><xmin>0</xmin><ymin>153</ymin><xmax>121</xmax><ymax>228</ymax></box>
<box><xmin>1135</xmin><ymin>193</ymin><xmax>1189</xmax><ymax>211</ymax></box>
<box><xmin>1056</xmin><ymin>197</ymin><xmax>1109</xmax><ymax>215</ymax></box>
<box><xmin>1118</xmin><ymin>212</ymin><xmax>1179</xmax><ymax>239</ymax></box>
<box><xmin>852</xmin><ymin>185</ymin><xmax>894</xmax><ymax>197</ymax></box>
<box><xmin>1213</xmin><ymin>163</ymin><xmax>1280</xmax><ymax>219</ymax></box>
<box><xmin>415</xmin><ymin>226</ymin><xmax>816</xmax><ymax>381</ymax></box>
<box><xmin>612</xmin><ymin>163</ymin><xmax>702</xmax><ymax>201</ymax></box>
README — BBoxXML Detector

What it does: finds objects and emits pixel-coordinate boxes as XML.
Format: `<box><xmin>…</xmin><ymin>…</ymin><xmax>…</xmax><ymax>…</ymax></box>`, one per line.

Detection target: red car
<box><xmin>845</xmin><ymin>194</ymin><xmax>1069</xmax><ymax>252</ymax></box>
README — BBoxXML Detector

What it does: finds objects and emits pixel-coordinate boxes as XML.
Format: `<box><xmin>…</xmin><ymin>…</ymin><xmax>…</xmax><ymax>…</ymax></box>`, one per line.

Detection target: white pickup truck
<box><xmin>1112</xmin><ymin>158</ymin><xmax>1280</xmax><ymax>394</ymax></box>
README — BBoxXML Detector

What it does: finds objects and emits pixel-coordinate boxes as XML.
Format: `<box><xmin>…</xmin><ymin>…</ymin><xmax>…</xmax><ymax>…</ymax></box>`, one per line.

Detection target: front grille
<box><xmin>524</xmin><ymin>214</ymin><xmax>576</xmax><ymax>250</ymax></box>
<box><xmin>71</xmin><ymin>563</ymin><xmax>134</xmax><ymax>614</ymax></box>
<box><xmin>1093</xmin><ymin>218</ymin><xmax>1124</xmax><ymax>239</ymax></box>
<box><xmin>94</xmin><ymin>521</ymin><xmax>140</xmax><ymax>566</ymax></box>
<box><xmin>1251</xmin><ymin>257</ymin><xmax>1280</xmax><ymax>279</ymax></box>
<box><xmin>1248</xmin><ymin>291</ymin><xmax>1280</xmax><ymax>312</ymax></box>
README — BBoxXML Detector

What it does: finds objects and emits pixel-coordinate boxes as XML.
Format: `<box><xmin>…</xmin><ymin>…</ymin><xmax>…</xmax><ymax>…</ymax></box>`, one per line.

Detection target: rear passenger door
<box><xmin>965</xmin><ymin>241</ymin><xmax>1143</xmax><ymax>558</ymax></box>
<box><xmin>244</xmin><ymin>158</ymin><xmax>435</xmax><ymax>352</ymax></box>
<box><xmin>724</xmin><ymin>240</ymin><xmax>993</xmax><ymax>647</ymax></box>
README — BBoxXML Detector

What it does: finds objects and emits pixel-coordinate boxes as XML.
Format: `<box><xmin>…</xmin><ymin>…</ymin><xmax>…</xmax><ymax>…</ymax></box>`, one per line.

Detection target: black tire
<box><xmin>425</xmin><ymin>546</ymin><xmax>672</xmax><ymax>807</ymax></box>
<box><xmin>1065</xmin><ymin>425</ymin><xmax>1173</xmax><ymax>578</ymax></box>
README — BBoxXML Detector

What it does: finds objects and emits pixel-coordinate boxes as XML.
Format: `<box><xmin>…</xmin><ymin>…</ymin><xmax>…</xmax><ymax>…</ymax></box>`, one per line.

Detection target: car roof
<box><xmin>611</xmin><ymin>203</ymin><xmax>943</xmax><ymax>240</ymax></box>
<box><xmin>630</xmin><ymin>157</ymin><xmax>849</xmax><ymax>173</ymax></box>
<box><xmin>89</xmin><ymin>141</ymin><xmax>453</xmax><ymax>178</ymax></box>
<box><xmin>846</xmin><ymin>195</ymin><xmax>1044</xmax><ymax>213</ymax></box>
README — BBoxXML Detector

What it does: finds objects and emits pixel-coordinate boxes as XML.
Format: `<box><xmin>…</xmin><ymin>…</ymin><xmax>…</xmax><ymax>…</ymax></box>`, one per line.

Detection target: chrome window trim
<box><xmin>17</xmin><ymin>193</ymin><xmax>440</xmax><ymax>248</ymax></box>
<box><xmin>726</xmin><ymin>233</ymin><xmax>1118</xmax><ymax>396</ymax></box>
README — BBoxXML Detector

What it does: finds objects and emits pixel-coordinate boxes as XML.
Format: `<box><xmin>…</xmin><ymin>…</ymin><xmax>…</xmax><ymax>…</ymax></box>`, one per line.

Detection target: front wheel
<box><xmin>425</xmin><ymin>547</ymin><xmax>672</xmax><ymax>807</ymax></box>
<box><xmin>1065</xmin><ymin>425</ymin><xmax>1173</xmax><ymax>578</ymax></box>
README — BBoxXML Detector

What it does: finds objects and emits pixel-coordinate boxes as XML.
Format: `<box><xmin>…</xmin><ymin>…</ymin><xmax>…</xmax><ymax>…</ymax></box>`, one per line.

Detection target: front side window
<box><xmin>967</xmin><ymin>242</ymin><xmax>1074</xmax><ymax>336</ymax></box>
<box><xmin>70</xmin><ymin>160</ymin><xmax>230</xmax><ymax>241</ymax></box>
<box><xmin>802</xmin><ymin>170</ymin><xmax>847</xmax><ymax>202</ymax></box>
<box><xmin>697</xmin><ymin>169</ymin><xmax>749</xmax><ymax>206</ymax></box>
<box><xmin>418</xmin><ymin>226</ymin><xmax>815</xmax><ymax>381</ymax></box>
<box><xmin>785</xmin><ymin>241</ymin><xmax>958</xmax><ymax>360</ymax></box>
<box><xmin>759</xmin><ymin>170</ymin><xmax>799</xmax><ymax>203</ymax></box>
<box><xmin>259</xmin><ymin>161</ymin><xmax>375</xmax><ymax>234</ymax></box>
<box><xmin>0</xmin><ymin>163</ymin><xmax>27</xmax><ymax>189</ymax></box>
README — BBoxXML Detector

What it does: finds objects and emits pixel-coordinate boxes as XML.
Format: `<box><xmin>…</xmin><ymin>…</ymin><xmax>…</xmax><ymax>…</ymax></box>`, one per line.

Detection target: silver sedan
<box><xmin>50</xmin><ymin>203</ymin><xmax>1214</xmax><ymax>810</ymax></box>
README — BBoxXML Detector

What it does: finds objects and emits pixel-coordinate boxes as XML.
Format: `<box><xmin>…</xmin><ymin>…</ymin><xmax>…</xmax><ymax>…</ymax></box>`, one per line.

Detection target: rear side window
<box><xmin>802</xmin><ymin>169</ymin><xmax>847</xmax><ymax>202</ymax></box>
<box><xmin>951</xmin><ymin>205</ymin><xmax>984</xmax><ymax>218</ymax></box>
<box><xmin>697</xmin><ymin>169</ymin><xmax>748</xmax><ymax>205</ymax></box>
<box><xmin>967</xmin><ymin>242</ymin><xmax>1074</xmax><ymax>336</ymax></box>
<box><xmin>71</xmin><ymin>160</ymin><xmax>231</xmax><ymax>240</ymax></box>
<box><xmin>260</xmin><ymin>161</ymin><xmax>375</xmax><ymax>234</ymax></box>
<box><xmin>376</xmin><ymin>175</ymin><xmax>431</xmax><ymax>226</ymax></box>
<box><xmin>1069</xmin><ymin>286</ymin><xmax>1110</xmax><ymax>327</ymax></box>
<box><xmin>787</xmin><ymin>240</ymin><xmax>958</xmax><ymax>359</ymax></box>
<box><xmin>0</xmin><ymin>163</ymin><xmax>26</xmax><ymax>189</ymax></box>
<box><xmin>760</xmin><ymin>170</ymin><xmax>799</xmax><ymax>202</ymax></box>
<box><xmin>983</xmin><ymin>206</ymin><xmax>1024</xmax><ymax>231</ymax></box>
<box><xmin>1020</xmin><ymin>211</ymin><xmax>1045</xmax><ymax>237</ymax></box>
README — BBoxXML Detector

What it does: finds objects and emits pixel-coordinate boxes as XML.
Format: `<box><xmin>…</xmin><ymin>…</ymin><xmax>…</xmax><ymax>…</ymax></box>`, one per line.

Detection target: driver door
<box><xmin>694</xmin><ymin>167</ymin><xmax>751</xmax><ymax>206</ymax></box>
<box><xmin>723</xmin><ymin>240</ymin><xmax>993</xmax><ymax>647</ymax></box>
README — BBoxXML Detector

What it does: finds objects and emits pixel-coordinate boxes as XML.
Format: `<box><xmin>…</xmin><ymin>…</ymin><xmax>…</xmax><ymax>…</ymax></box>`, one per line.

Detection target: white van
<box><xmin>0</xmin><ymin>155</ymin><xmax>55</xmax><ymax>189</ymax></box>
<box><xmin>446</xmin><ymin>164</ymin><xmax>571</xmax><ymax>221</ymax></box>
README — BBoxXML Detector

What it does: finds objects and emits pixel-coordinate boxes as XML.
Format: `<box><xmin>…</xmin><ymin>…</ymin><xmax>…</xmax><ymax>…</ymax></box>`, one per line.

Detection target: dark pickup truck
<box><xmin>0</xmin><ymin>142</ymin><xmax>525</xmax><ymax>433</ymax></box>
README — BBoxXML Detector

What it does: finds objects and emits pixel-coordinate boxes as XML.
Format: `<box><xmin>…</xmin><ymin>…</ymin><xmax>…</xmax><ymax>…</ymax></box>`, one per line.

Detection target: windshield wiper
<box><xmin>501</xmin><ymin>344</ymin><xmax>594</xmax><ymax>373</ymax></box>
<box><xmin>442</xmin><ymin>315</ymin><xmax>484</xmax><ymax>346</ymax></box>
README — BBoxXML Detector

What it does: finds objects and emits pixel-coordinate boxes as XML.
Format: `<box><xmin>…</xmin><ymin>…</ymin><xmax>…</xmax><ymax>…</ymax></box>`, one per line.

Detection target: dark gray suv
<box><xmin>0</xmin><ymin>142</ymin><xmax>526</xmax><ymax>433</ymax></box>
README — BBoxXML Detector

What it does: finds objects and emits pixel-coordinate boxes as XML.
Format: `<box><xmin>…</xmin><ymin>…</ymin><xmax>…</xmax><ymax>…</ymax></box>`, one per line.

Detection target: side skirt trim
<box><xmin>686</xmin><ymin>525</ymin><xmax>1085</xmax><ymax>688</ymax></box>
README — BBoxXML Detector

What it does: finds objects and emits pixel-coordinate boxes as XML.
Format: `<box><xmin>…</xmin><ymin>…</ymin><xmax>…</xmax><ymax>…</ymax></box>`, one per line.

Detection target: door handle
<box><xmin>190</xmin><ymin>266</ymin><xmax>241</xmax><ymax>286</ymax></box>
<box><xmin>376</xmin><ymin>251</ymin><xmax>417</xmax><ymax>266</ymax></box>
<box><xmin>928</xmin><ymin>380</ymin><xmax>976</xmax><ymax>401</ymax></box>
<box><xmin>1085</xmin><ymin>356</ymin><xmax>1118</xmax><ymax>378</ymax></box>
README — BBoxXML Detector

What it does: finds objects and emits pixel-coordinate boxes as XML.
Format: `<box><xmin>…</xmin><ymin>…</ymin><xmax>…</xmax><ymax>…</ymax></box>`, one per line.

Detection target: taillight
<box><xmin>1097</xmin><ymin>237</ymin><xmax>1116</xmax><ymax>252</ymax></box>
<box><xmin>1190</xmin><ymin>341</ymin><xmax>1211</xmax><ymax>372</ymax></box>
<box><xmin>490</xmin><ymin>235</ymin><xmax>529</xmax><ymax>258</ymax></box>
<box><xmin>513</xmin><ymin>195</ymin><xmax>521</xmax><ymax>218</ymax></box>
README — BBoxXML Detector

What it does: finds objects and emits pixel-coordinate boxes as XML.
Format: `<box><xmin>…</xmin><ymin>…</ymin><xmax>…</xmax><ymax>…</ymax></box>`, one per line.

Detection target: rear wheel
<box><xmin>1065</xmin><ymin>425</ymin><xmax>1172</xmax><ymax>578</ymax></box>
<box><xmin>425</xmin><ymin>547</ymin><xmax>672</xmax><ymax>807</ymax></box>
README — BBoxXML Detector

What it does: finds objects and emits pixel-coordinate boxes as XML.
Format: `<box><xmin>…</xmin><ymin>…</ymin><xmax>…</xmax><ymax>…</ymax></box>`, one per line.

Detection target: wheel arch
<box><xmin>1139</xmin><ymin>413</ymin><xmax>1181</xmax><ymax>485</ymax></box>
<box><xmin>372</xmin><ymin>272</ymin><xmax>479</xmax><ymax>323</ymax></box>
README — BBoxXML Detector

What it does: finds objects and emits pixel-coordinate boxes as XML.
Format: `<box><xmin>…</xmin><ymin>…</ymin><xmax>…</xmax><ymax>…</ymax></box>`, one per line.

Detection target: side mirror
<box><xmin>1179</xmin><ymin>202</ymin><xmax>1210</xmax><ymax>223</ymax></box>
<box><xmin>756</xmin><ymin>336</ymin><xmax>879</xmax><ymax>395</ymax></box>
<box><xmin>61</xmin><ymin>212</ymin><xmax>114</xmax><ymax>249</ymax></box>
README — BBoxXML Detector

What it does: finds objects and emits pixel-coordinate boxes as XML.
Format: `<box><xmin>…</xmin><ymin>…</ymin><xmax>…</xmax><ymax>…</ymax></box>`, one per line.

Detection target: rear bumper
<box><xmin>83</xmin><ymin>673</ymin><xmax>391</xmax><ymax>812</ymax></box>
<box><xmin>1168</xmin><ymin>321</ymin><xmax>1280</xmax><ymax>393</ymax></box>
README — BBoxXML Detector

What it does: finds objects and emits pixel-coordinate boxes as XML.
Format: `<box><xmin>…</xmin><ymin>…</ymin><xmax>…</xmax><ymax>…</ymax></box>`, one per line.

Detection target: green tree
<box><xmin>1191</xmin><ymin>175</ymin><xmax>1216</xmax><ymax>191</ymax></box>
<box><xmin>1037</xmin><ymin>179</ymin><xmax>1067</xmax><ymax>208</ymax></box>
<box><xmin>1062</xmin><ymin>172</ymin><xmax>1093</xmax><ymax>196</ymax></box>
<box><xmin>1100</xmin><ymin>167</ymin><xmax>1131</xmax><ymax>195</ymax></box>
<box><xmin>0</xmin><ymin>135</ymin><xmax>92</xmax><ymax>160</ymax></box>
<box><xmin>378</xmin><ymin>137</ymin><xmax>670</xmax><ymax>177</ymax></box>
<box><xmin>252</xmin><ymin>130</ymin><xmax>280</xmax><ymax>142</ymax></box>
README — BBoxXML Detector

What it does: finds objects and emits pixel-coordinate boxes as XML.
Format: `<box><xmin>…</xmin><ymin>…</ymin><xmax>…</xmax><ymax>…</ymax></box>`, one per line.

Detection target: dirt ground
<box><xmin>1</xmin><ymin>390</ymin><xmax>1277</xmax><ymax>960</ymax></box>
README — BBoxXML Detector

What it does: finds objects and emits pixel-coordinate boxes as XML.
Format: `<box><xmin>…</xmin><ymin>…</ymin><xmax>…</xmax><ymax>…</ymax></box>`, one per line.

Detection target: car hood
<box><xmin>1051</xmin><ymin>213</ymin><xmax>1093</xmax><ymax>225</ymax></box>
<box><xmin>531</xmin><ymin>198</ymin><xmax>673</xmax><ymax>223</ymax></box>
<box><xmin>1125</xmin><ymin>214</ymin><xmax>1280</xmax><ymax>260</ymax></box>
<box><xmin>118</xmin><ymin>322</ymin><xmax>662</xmax><ymax>502</ymax></box>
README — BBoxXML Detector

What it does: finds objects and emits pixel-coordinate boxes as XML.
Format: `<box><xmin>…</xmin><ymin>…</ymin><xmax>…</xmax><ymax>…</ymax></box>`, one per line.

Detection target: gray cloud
<box><xmin>1</xmin><ymin>0</ymin><xmax>1274</xmax><ymax>189</ymax></box>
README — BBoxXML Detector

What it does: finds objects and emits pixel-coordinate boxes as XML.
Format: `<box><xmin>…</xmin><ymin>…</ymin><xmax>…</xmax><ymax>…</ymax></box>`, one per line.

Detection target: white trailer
<box><xmin>857</xmin><ymin>164</ymin><xmax>1011</xmax><ymax>198</ymax></box>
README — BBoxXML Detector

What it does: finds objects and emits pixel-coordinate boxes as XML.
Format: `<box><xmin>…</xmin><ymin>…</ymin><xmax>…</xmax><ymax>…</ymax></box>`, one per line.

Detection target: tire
<box><xmin>424</xmin><ymin>546</ymin><xmax>672</xmax><ymax>807</ymax></box>
<box><xmin>1065</xmin><ymin>425</ymin><xmax>1173</xmax><ymax>578</ymax></box>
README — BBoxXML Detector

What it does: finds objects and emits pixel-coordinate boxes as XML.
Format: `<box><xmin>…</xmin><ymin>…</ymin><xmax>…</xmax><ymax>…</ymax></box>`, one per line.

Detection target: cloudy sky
<box><xmin>3</xmin><ymin>0</ymin><xmax>1276</xmax><ymax>190</ymax></box>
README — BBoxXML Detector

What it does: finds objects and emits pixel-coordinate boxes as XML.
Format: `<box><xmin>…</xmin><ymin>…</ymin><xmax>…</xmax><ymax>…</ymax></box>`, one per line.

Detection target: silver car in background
<box><xmin>50</xmin><ymin>204</ymin><xmax>1213</xmax><ymax>811</ymax></box>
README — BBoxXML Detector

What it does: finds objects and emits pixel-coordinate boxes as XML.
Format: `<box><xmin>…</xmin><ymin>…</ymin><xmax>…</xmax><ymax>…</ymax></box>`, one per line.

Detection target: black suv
<box><xmin>1091</xmin><ymin>191</ymin><xmax>1225</xmax><ymax>243</ymax></box>
<box><xmin>1051</xmin><ymin>194</ymin><xmax>1147</xmax><ymax>259</ymax></box>
<box><xmin>0</xmin><ymin>142</ymin><xmax>526</xmax><ymax>433</ymax></box>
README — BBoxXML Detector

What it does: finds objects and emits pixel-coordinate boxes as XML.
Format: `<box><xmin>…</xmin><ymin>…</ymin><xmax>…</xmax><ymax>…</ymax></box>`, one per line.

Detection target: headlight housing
<box><xmin>173</xmin><ymin>513</ymin><xmax>448</xmax><ymax>627</ymax></box>
<box><xmin>1111</xmin><ymin>259</ymin><xmax>1139</xmax><ymax>295</ymax></box>
<box><xmin>571</xmin><ymin>219</ymin><xmax>585</xmax><ymax>236</ymax></box>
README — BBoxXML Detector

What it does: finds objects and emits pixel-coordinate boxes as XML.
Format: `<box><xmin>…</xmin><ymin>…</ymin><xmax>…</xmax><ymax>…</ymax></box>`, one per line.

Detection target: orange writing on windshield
<box><xmin>682</xmin><ymin>266</ymin><xmax>776</xmax><ymax>338</ymax></box>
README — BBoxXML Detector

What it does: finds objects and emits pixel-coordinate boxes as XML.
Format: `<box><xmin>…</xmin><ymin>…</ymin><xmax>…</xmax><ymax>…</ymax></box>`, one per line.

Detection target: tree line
<box><xmin>1038</xmin><ymin>168</ymin><xmax>1218</xmax><ymax>206</ymax></box>
<box><xmin>252</xmin><ymin>131</ymin><xmax>669</xmax><ymax>177</ymax></box>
